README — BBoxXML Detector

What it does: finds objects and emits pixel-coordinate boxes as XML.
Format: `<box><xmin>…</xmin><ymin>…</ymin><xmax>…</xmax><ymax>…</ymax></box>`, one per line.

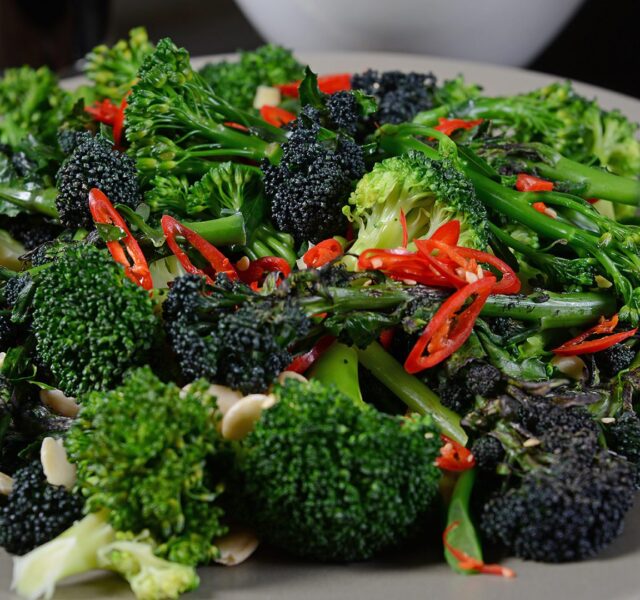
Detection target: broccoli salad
<box><xmin>1</xmin><ymin>26</ymin><xmax>640</xmax><ymax>599</ymax></box>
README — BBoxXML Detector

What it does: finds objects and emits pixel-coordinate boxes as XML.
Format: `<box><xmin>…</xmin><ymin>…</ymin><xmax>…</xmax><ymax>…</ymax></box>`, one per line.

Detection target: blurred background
<box><xmin>0</xmin><ymin>0</ymin><xmax>638</xmax><ymax>98</ymax></box>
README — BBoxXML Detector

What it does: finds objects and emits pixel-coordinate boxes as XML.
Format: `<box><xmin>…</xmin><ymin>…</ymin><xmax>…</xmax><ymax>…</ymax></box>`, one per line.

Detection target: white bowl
<box><xmin>235</xmin><ymin>0</ymin><xmax>584</xmax><ymax>66</ymax></box>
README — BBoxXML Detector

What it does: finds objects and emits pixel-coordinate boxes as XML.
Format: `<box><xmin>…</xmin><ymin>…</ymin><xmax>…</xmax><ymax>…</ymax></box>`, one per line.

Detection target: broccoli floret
<box><xmin>0</xmin><ymin>313</ymin><xmax>18</xmax><ymax>352</ymax></box>
<box><xmin>605</xmin><ymin>411</ymin><xmax>640</xmax><ymax>465</ymax></box>
<box><xmin>344</xmin><ymin>151</ymin><xmax>488</xmax><ymax>255</ymax></box>
<box><xmin>55</xmin><ymin>135</ymin><xmax>141</xmax><ymax>228</ymax></box>
<box><xmin>11</xmin><ymin>511</ymin><xmax>199</xmax><ymax>600</ymax></box>
<box><xmin>236</xmin><ymin>378</ymin><xmax>442</xmax><ymax>561</ymax></box>
<box><xmin>481</xmin><ymin>434</ymin><xmax>636</xmax><ymax>562</ymax></box>
<box><xmin>594</xmin><ymin>343</ymin><xmax>636</xmax><ymax>379</ymax></box>
<box><xmin>31</xmin><ymin>245</ymin><xmax>158</xmax><ymax>396</ymax></box>
<box><xmin>518</xmin><ymin>398</ymin><xmax>597</xmax><ymax>439</ymax></box>
<box><xmin>264</xmin><ymin>110</ymin><xmax>365</xmax><ymax>244</ymax></box>
<box><xmin>0</xmin><ymin>460</ymin><xmax>83</xmax><ymax>555</ymax></box>
<box><xmin>437</xmin><ymin>361</ymin><xmax>501</xmax><ymax>415</ymax></box>
<box><xmin>351</xmin><ymin>69</ymin><xmax>437</xmax><ymax>124</ymax></box>
<box><xmin>199</xmin><ymin>44</ymin><xmax>303</xmax><ymax>110</ymax></box>
<box><xmin>65</xmin><ymin>367</ymin><xmax>228</xmax><ymax>566</ymax></box>
<box><xmin>465</xmin><ymin>383</ymin><xmax>635</xmax><ymax>562</ymax></box>
<box><xmin>0</xmin><ymin>213</ymin><xmax>62</xmax><ymax>251</ymax></box>
<box><xmin>2</xmin><ymin>273</ymin><xmax>29</xmax><ymax>308</ymax></box>
<box><xmin>164</xmin><ymin>274</ymin><xmax>310</xmax><ymax>393</ymax></box>
<box><xmin>85</xmin><ymin>27</ymin><xmax>155</xmax><ymax>102</ymax></box>
<box><xmin>471</xmin><ymin>435</ymin><xmax>505</xmax><ymax>473</ymax></box>
<box><xmin>325</xmin><ymin>91</ymin><xmax>361</xmax><ymax>136</ymax></box>
<box><xmin>97</xmin><ymin>537</ymin><xmax>199</xmax><ymax>600</ymax></box>
<box><xmin>56</xmin><ymin>129</ymin><xmax>92</xmax><ymax>155</ymax></box>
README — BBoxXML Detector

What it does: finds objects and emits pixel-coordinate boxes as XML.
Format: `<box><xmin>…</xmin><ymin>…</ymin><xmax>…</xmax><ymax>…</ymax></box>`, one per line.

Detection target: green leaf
<box><xmin>96</xmin><ymin>222</ymin><xmax>126</xmax><ymax>243</ymax></box>
<box><xmin>298</xmin><ymin>67</ymin><xmax>324</xmax><ymax>110</ymax></box>
<box><xmin>116</xmin><ymin>204</ymin><xmax>166</xmax><ymax>248</ymax></box>
<box><xmin>352</xmin><ymin>90</ymin><xmax>378</xmax><ymax>119</ymax></box>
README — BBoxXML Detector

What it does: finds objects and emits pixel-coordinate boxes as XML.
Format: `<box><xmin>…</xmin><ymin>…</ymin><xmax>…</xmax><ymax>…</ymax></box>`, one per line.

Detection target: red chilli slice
<box><xmin>516</xmin><ymin>173</ymin><xmax>554</xmax><ymax>192</ymax></box>
<box><xmin>553</xmin><ymin>314</ymin><xmax>637</xmax><ymax>356</ymax></box>
<box><xmin>444</xmin><ymin>521</ymin><xmax>516</xmax><ymax>578</ymax></box>
<box><xmin>88</xmin><ymin>188</ymin><xmax>152</xmax><ymax>290</ymax></box>
<box><xmin>303</xmin><ymin>238</ymin><xmax>343</xmax><ymax>268</ymax></box>
<box><xmin>436</xmin><ymin>435</ymin><xmax>475</xmax><ymax>472</ymax></box>
<box><xmin>404</xmin><ymin>276</ymin><xmax>495</xmax><ymax>373</ymax></box>
<box><xmin>259</xmin><ymin>105</ymin><xmax>297</xmax><ymax>127</ymax></box>
<box><xmin>161</xmin><ymin>215</ymin><xmax>238</xmax><ymax>284</ymax></box>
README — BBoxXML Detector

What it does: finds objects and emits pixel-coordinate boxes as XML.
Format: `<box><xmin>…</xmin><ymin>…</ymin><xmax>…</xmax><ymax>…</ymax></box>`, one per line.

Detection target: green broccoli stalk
<box><xmin>343</xmin><ymin>151</ymin><xmax>488</xmax><ymax>256</ymax></box>
<box><xmin>0</xmin><ymin>182</ymin><xmax>58</xmax><ymax>219</ymax></box>
<box><xmin>11</xmin><ymin>512</ymin><xmax>199</xmax><ymax>600</ymax></box>
<box><xmin>444</xmin><ymin>469</ymin><xmax>486</xmax><ymax>575</ymax></box>
<box><xmin>356</xmin><ymin>341</ymin><xmax>466</xmax><ymax>444</ymax></box>
<box><xmin>235</xmin><ymin>377</ymin><xmax>442</xmax><ymax>561</ymax></box>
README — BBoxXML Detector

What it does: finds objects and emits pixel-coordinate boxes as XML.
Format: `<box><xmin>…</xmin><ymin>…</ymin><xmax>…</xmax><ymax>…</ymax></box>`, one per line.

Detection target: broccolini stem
<box><xmin>300</xmin><ymin>286</ymin><xmax>410</xmax><ymax>314</ymax></box>
<box><xmin>309</xmin><ymin>342</ymin><xmax>363</xmax><ymax>405</ymax></box>
<box><xmin>525</xmin><ymin>150</ymin><xmax>640</xmax><ymax>205</ymax></box>
<box><xmin>252</xmin><ymin>224</ymin><xmax>297</xmax><ymax>265</ymax></box>
<box><xmin>444</xmin><ymin>469</ymin><xmax>484</xmax><ymax>574</ymax></box>
<box><xmin>356</xmin><ymin>341</ymin><xmax>467</xmax><ymax>445</ymax></box>
<box><xmin>185</xmin><ymin>214</ymin><xmax>247</xmax><ymax>246</ymax></box>
<box><xmin>0</xmin><ymin>185</ymin><xmax>59</xmax><ymax>218</ymax></box>
<box><xmin>481</xmin><ymin>291</ymin><xmax>615</xmax><ymax>328</ymax></box>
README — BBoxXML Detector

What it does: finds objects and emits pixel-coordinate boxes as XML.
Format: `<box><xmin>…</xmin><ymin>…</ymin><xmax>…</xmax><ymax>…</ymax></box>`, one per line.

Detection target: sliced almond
<box><xmin>214</xmin><ymin>529</ymin><xmax>260</xmax><ymax>566</ymax></box>
<box><xmin>551</xmin><ymin>355</ymin><xmax>587</xmax><ymax>381</ymax></box>
<box><xmin>39</xmin><ymin>389</ymin><xmax>80</xmax><ymax>418</ymax></box>
<box><xmin>523</xmin><ymin>438</ymin><xmax>541</xmax><ymax>448</ymax></box>
<box><xmin>206</xmin><ymin>384</ymin><xmax>244</xmax><ymax>416</ymax></box>
<box><xmin>221</xmin><ymin>394</ymin><xmax>276</xmax><ymax>441</ymax></box>
<box><xmin>0</xmin><ymin>352</ymin><xmax>5</xmax><ymax>368</ymax></box>
<box><xmin>277</xmin><ymin>371</ymin><xmax>308</xmax><ymax>385</ymax></box>
<box><xmin>253</xmin><ymin>85</ymin><xmax>281</xmax><ymax>110</ymax></box>
<box><xmin>40</xmin><ymin>437</ymin><xmax>76</xmax><ymax>490</ymax></box>
<box><xmin>0</xmin><ymin>472</ymin><xmax>13</xmax><ymax>495</ymax></box>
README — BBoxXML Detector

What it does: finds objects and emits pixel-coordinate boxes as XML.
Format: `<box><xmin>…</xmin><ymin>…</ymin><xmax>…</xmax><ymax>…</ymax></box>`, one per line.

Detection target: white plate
<box><xmin>3</xmin><ymin>52</ymin><xmax>639</xmax><ymax>600</ymax></box>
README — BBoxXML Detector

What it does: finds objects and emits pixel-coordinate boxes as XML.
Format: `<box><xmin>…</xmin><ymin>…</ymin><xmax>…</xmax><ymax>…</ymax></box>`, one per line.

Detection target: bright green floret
<box><xmin>11</xmin><ymin>512</ymin><xmax>199</xmax><ymax>600</ymax></box>
<box><xmin>199</xmin><ymin>44</ymin><xmax>303</xmax><ymax>110</ymax></box>
<box><xmin>344</xmin><ymin>151</ymin><xmax>488</xmax><ymax>256</ymax></box>
<box><xmin>0</xmin><ymin>65</ymin><xmax>72</xmax><ymax>149</ymax></box>
<box><xmin>146</xmin><ymin>162</ymin><xmax>296</xmax><ymax>263</ymax></box>
<box><xmin>97</xmin><ymin>536</ymin><xmax>200</xmax><ymax>600</ymax></box>
<box><xmin>32</xmin><ymin>245</ymin><xmax>158</xmax><ymax>396</ymax></box>
<box><xmin>85</xmin><ymin>27</ymin><xmax>155</xmax><ymax>101</ymax></box>
<box><xmin>236</xmin><ymin>378</ymin><xmax>442</xmax><ymax>561</ymax></box>
<box><xmin>65</xmin><ymin>367</ymin><xmax>228</xmax><ymax>566</ymax></box>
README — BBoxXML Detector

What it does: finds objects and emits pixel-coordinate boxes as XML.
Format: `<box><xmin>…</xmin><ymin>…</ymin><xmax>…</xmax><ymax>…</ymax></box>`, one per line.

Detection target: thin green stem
<box><xmin>185</xmin><ymin>214</ymin><xmax>246</xmax><ymax>246</ymax></box>
<box><xmin>356</xmin><ymin>341</ymin><xmax>467</xmax><ymax>445</ymax></box>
